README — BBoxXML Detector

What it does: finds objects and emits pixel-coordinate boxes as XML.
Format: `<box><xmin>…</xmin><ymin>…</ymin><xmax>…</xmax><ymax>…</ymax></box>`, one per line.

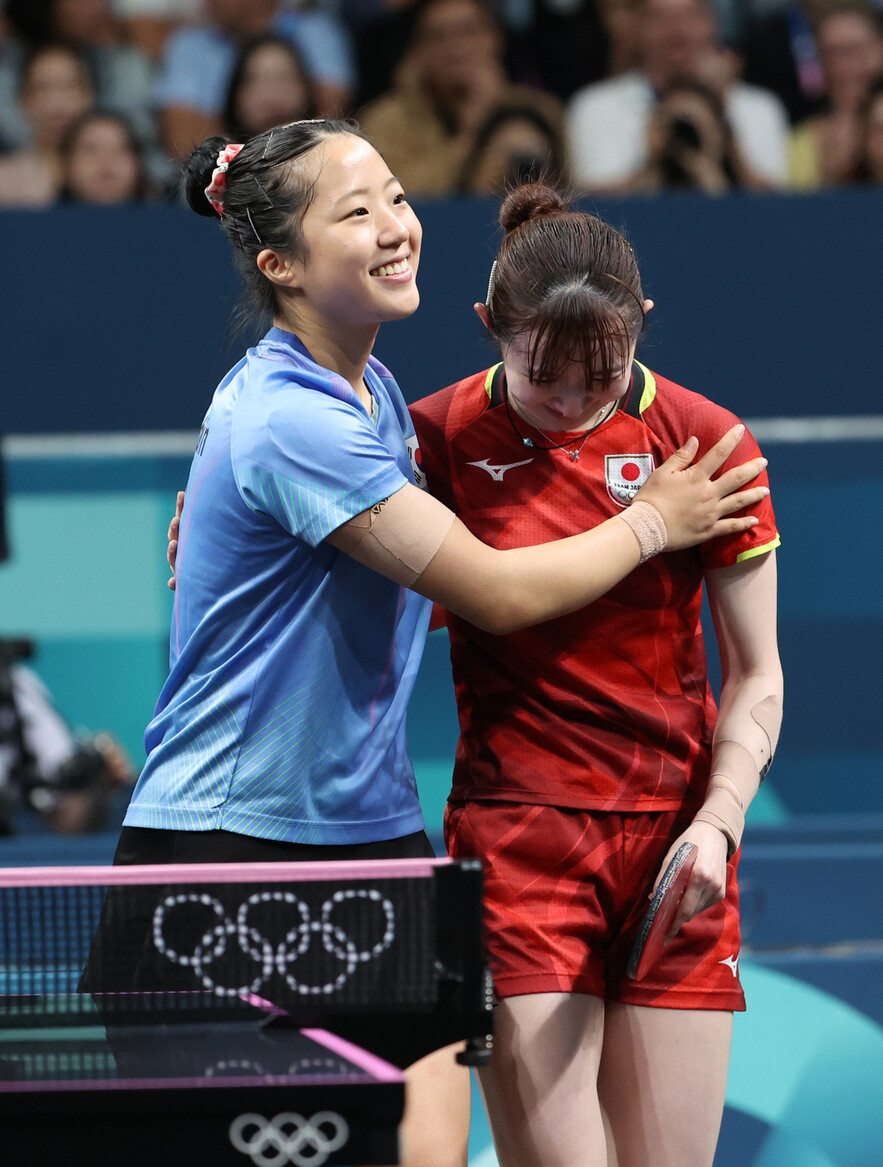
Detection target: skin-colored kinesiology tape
<box><xmin>331</xmin><ymin>487</ymin><xmax>456</xmax><ymax>587</ymax></box>
<box><xmin>616</xmin><ymin>501</ymin><xmax>668</xmax><ymax>563</ymax></box>
<box><xmin>694</xmin><ymin>695</ymin><xmax>783</xmax><ymax>855</ymax></box>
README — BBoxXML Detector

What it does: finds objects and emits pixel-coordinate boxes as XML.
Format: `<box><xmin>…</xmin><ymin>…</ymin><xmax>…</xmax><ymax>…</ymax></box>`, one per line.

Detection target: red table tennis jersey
<box><xmin>410</xmin><ymin>361</ymin><xmax>780</xmax><ymax>812</ymax></box>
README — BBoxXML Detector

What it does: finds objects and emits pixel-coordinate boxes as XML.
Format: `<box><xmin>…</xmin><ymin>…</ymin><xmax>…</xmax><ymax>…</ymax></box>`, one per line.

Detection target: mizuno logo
<box><xmin>719</xmin><ymin>954</ymin><xmax>739</xmax><ymax>977</ymax></box>
<box><xmin>466</xmin><ymin>458</ymin><xmax>534</xmax><ymax>481</ymax></box>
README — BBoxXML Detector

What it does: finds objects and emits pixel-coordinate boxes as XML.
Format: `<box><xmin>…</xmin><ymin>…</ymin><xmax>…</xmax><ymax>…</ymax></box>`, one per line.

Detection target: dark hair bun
<box><xmin>181</xmin><ymin>135</ymin><xmax>231</xmax><ymax>218</ymax></box>
<box><xmin>499</xmin><ymin>183</ymin><xmax>570</xmax><ymax>234</ymax></box>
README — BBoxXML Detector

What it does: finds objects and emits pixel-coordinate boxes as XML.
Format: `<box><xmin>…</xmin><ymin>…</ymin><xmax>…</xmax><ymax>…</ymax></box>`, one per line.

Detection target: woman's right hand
<box><xmin>167</xmin><ymin>490</ymin><xmax>184</xmax><ymax>590</ymax></box>
<box><xmin>634</xmin><ymin>425</ymin><xmax>769</xmax><ymax>551</ymax></box>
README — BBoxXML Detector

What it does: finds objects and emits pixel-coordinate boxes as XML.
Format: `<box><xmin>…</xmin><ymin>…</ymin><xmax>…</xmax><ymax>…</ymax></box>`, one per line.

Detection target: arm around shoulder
<box><xmin>326</xmin><ymin>483</ymin><xmax>643</xmax><ymax>634</ymax></box>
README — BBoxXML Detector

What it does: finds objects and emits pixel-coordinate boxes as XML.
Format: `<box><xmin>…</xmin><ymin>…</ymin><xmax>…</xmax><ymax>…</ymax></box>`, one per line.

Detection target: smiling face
<box><xmin>282</xmin><ymin>134</ymin><xmax>422</xmax><ymax>335</ymax></box>
<box><xmin>503</xmin><ymin>332</ymin><xmax>639</xmax><ymax>432</ymax></box>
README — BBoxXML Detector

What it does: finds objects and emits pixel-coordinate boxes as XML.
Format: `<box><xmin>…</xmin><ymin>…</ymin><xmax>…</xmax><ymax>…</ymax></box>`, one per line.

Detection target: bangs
<box><xmin>523</xmin><ymin>290</ymin><xmax>643</xmax><ymax>387</ymax></box>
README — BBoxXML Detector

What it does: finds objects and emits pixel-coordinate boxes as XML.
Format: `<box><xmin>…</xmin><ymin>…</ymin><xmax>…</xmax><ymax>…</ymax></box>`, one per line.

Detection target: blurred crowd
<box><xmin>0</xmin><ymin>0</ymin><xmax>880</xmax><ymax>207</ymax></box>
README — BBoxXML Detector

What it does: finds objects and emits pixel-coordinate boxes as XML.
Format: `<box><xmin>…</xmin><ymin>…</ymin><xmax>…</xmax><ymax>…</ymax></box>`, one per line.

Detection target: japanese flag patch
<box><xmin>406</xmin><ymin>434</ymin><xmax>427</xmax><ymax>490</ymax></box>
<box><xmin>605</xmin><ymin>453</ymin><xmax>655</xmax><ymax>507</ymax></box>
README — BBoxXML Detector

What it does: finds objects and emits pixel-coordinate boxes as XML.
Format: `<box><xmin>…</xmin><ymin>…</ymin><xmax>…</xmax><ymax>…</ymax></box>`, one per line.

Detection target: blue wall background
<box><xmin>2</xmin><ymin>187</ymin><xmax>883</xmax><ymax>436</ymax></box>
<box><xmin>1</xmin><ymin>190</ymin><xmax>882</xmax><ymax>1166</ymax></box>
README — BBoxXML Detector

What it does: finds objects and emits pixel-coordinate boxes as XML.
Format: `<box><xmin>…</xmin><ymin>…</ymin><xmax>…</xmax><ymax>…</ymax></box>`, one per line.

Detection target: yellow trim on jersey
<box><xmin>634</xmin><ymin>360</ymin><xmax>657</xmax><ymax>413</ymax></box>
<box><xmin>485</xmin><ymin>363</ymin><xmax>503</xmax><ymax>398</ymax></box>
<box><xmin>735</xmin><ymin>535</ymin><xmax>781</xmax><ymax>563</ymax></box>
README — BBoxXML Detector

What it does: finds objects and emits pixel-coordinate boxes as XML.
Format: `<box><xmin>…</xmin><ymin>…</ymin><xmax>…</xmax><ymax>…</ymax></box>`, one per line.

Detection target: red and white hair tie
<box><xmin>204</xmin><ymin>143</ymin><xmax>243</xmax><ymax>215</ymax></box>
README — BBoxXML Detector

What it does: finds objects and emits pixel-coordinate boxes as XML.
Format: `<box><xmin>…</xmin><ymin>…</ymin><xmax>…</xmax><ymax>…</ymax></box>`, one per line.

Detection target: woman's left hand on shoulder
<box><xmin>656</xmin><ymin>820</ymin><xmax>729</xmax><ymax>943</ymax></box>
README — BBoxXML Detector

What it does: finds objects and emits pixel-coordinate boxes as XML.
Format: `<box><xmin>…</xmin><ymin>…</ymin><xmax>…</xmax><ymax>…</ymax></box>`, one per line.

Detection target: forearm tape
<box><xmin>694</xmin><ymin>695</ymin><xmax>782</xmax><ymax>856</ymax></box>
<box><xmin>331</xmin><ymin>487</ymin><xmax>456</xmax><ymax>587</ymax></box>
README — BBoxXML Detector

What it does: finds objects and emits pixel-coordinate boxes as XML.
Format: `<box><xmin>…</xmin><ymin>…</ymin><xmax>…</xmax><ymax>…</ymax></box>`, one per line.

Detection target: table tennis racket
<box><xmin>626</xmin><ymin>841</ymin><xmax>697</xmax><ymax>981</ymax></box>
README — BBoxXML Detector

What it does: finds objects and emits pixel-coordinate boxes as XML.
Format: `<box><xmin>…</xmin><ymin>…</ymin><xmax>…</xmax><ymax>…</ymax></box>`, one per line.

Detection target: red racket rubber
<box><xmin>626</xmin><ymin>842</ymin><xmax>698</xmax><ymax>981</ymax></box>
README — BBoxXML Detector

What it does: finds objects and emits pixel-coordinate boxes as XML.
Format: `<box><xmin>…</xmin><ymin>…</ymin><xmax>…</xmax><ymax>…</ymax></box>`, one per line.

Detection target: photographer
<box><xmin>627</xmin><ymin>77</ymin><xmax>769</xmax><ymax>192</ymax></box>
<box><xmin>0</xmin><ymin>437</ymin><xmax>133</xmax><ymax>837</ymax></box>
<box><xmin>0</xmin><ymin>640</ymin><xmax>134</xmax><ymax>837</ymax></box>
<box><xmin>457</xmin><ymin>103</ymin><xmax>567</xmax><ymax>193</ymax></box>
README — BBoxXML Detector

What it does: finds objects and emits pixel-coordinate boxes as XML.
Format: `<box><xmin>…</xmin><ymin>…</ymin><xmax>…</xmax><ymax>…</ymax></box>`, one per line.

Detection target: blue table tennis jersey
<box><xmin>125</xmin><ymin>328</ymin><xmax>430</xmax><ymax>844</ymax></box>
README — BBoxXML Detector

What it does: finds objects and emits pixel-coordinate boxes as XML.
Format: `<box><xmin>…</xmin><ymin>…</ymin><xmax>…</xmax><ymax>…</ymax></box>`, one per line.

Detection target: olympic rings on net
<box><xmin>229</xmin><ymin>1111</ymin><xmax>349</xmax><ymax>1167</ymax></box>
<box><xmin>152</xmin><ymin>889</ymin><xmax>396</xmax><ymax>997</ymax></box>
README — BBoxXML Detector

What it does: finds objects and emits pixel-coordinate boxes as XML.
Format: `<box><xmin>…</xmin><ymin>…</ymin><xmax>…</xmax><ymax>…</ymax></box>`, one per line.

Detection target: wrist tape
<box><xmin>617</xmin><ymin>501</ymin><xmax>668</xmax><ymax>563</ymax></box>
<box><xmin>693</xmin><ymin>740</ymin><xmax>762</xmax><ymax>857</ymax></box>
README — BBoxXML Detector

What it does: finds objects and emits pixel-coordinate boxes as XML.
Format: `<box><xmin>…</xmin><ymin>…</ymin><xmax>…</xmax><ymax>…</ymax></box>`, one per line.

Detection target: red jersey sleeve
<box><xmin>688</xmin><ymin>399</ymin><xmax>779</xmax><ymax>570</ymax></box>
<box><xmin>641</xmin><ymin>372</ymin><xmax>780</xmax><ymax>571</ymax></box>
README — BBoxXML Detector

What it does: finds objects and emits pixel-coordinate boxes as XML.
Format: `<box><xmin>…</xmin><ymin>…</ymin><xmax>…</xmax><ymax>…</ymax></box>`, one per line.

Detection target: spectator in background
<box><xmin>108</xmin><ymin>0</ymin><xmax>200</xmax><ymax>61</ymax></box>
<box><xmin>153</xmin><ymin>0</ymin><xmax>354</xmax><ymax>158</ymax></box>
<box><xmin>0</xmin><ymin>41</ymin><xmax>93</xmax><ymax>207</ymax></box>
<box><xmin>359</xmin><ymin>0</ymin><xmax>563</xmax><ymax>197</ymax></box>
<box><xmin>57</xmin><ymin>108</ymin><xmax>149</xmax><ymax>203</ymax></box>
<box><xmin>0</xmin><ymin>0</ymin><xmax>163</xmax><ymax>179</ymax></box>
<box><xmin>789</xmin><ymin>2</ymin><xmax>883</xmax><ymax>187</ymax></box>
<box><xmin>598</xmin><ymin>0</ymin><xmax>643</xmax><ymax>77</ymax></box>
<box><xmin>44</xmin><ymin>0</ymin><xmax>158</xmax><ymax>157</ymax></box>
<box><xmin>626</xmin><ymin>76</ymin><xmax>767</xmax><ymax>191</ymax></box>
<box><xmin>457</xmin><ymin>102</ymin><xmax>567</xmax><ymax>191</ymax></box>
<box><xmin>740</xmin><ymin>0</ymin><xmax>830</xmax><ymax>124</ymax></box>
<box><xmin>566</xmin><ymin>0</ymin><xmax>790</xmax><ymax>191</ymax></box>
<box><xmin>503</xmin><ymin>0</ymin><xmax>611</xmax><ymax>103</ymax></box>
<box><xmin>222</xmin><ymin>34</ymin><xmax>317</xmax><ymax>142</ymax></box>
<box><xmin>848</xmin><ymin>73</ymin><xmax>883</xmax><ymax>180</ymax></box>
<box><xmin>337</xmin><ymin>0</ymin><xmax>421</xmax><ymax>108</ymax></box>
<box><xmin>0</xmin><ymin>4</ymin><xmax>29</xmax><ymax>150</ymax></box>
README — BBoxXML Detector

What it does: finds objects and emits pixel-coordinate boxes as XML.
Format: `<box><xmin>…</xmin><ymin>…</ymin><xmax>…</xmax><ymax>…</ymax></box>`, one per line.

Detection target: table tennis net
<box><xmin>0</xmin><ymin>861</ymin><xmax>444</xmax><ymax>1026</ymax></box>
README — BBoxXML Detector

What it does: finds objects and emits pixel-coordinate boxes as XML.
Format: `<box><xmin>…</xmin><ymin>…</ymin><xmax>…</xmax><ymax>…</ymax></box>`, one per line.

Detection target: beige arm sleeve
<box><xmin>693</xmin><ymin>695</ymin><xmax>783</xmax><ymax>856</ymax></box>
<box><xmin>695</xmin><ymin>552</ymin><xmax>783</xmax><ymax>856</ymax></box>
<box><xmin>326</xmin><ymin>485</ymin><xmax>456</xmax><ymax>587</ymax></box>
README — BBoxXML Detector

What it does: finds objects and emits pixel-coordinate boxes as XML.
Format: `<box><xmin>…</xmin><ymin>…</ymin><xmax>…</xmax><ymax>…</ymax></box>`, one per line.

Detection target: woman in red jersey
<box><xmin>409</xmin><ymin>183</ymin><xmax>783</xmax><ymax>1167</ymax></box>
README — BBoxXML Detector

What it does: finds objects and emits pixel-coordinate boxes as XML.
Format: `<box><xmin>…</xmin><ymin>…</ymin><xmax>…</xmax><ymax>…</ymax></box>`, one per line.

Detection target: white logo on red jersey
<box><xmin>719</xmin><ymin>954</ymin><xmax>739</xmax><ymax>977</ymax></box>
<box><xmin>605</xmin><ymin>454</ymin><xmax>655</xmax><ymax>507</ymax></box>
<box><xmin>466</xmin><ymin>458</ymin><xmax>534</xmax><ymax>482</ymax></box>
<box><xmin>405</xmin><ymin>434</ymin><xmax>427</xmax><ymax>490</ymax></box>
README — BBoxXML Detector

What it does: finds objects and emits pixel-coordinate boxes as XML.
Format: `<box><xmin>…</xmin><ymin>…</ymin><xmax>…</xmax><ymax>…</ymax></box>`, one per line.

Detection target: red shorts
<box><xmin>444</xmin><ymin>800</ymin><xmax>745</xmax><ymax>1012</ymax></box>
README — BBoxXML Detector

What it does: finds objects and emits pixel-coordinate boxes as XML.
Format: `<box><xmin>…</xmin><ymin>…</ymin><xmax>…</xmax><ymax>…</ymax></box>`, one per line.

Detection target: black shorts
<box><xmin>111</xmin><ymin>825</ymin><xmax>438</xmax><ymax>866</ymax></box>
<box><xmin>82</xmin><ymin>826</ymin><xmax>443</xmax><ymax>1068</ymax></box>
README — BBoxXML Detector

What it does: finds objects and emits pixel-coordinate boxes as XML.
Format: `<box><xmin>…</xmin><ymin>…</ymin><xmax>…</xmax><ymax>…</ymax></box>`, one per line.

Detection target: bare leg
<box><xmin>397</xmin><ymin>1042</ymin><xmax>471</xmax><ymax>1167</ymax></box>
<box><xmin>599</xmin><ymin>1004</ymin><xmax>732</xmax><ymax>1167</ymax></box>
<box><xmin>478</xmin><ymin>993</ymin><xmax>608</xmax><ymax>1167</ymax></box>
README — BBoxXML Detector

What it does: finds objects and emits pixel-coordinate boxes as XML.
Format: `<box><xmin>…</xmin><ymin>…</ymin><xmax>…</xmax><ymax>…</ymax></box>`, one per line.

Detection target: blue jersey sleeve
<box><xmin>233</xmin><ymin>386</ymin><xmax>410</xmax><ymax>548</ymax></box>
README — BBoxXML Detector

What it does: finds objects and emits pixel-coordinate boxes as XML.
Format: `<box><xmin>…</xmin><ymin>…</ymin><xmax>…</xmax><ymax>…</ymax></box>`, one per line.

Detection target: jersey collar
<box><xmin>484</xmin><ymin>360</ymin><xmax>657</xmax><ymax>417</ymax></box>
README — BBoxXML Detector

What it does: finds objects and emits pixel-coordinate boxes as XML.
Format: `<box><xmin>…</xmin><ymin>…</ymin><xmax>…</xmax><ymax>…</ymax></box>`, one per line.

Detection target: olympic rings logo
<box><xmin>152</xmin><ymin>889</ymin><xmax>396</xmax><ymax>997</ymax></box>
<box><xmin>205</xmin><ymin>1058</ymin><xmax>344</xmax><ymax>1077</ymax></box>
<box><xmin>230</xmin><ymin>1111</ymin><xmax>349</xmax><ymax>1167</ymax></box>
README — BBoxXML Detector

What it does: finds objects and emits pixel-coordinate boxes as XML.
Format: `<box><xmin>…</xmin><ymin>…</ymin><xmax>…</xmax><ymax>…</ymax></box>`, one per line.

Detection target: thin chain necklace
<box><xmin>503</xmin><ymin>381</ymin><xmax>614</xmax><ymax>462</ymax></box>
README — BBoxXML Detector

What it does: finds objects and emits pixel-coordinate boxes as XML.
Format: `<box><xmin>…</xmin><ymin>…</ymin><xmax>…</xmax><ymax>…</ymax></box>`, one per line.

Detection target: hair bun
<box><xmin>180</xmin><ymin>135</ymin><xmax>232</xmax><ymax>218</ymax></box>
<box><xmin>499</xmin><ymin>183</ymin><xmax>570</xmax><ymax>234</ymax></box>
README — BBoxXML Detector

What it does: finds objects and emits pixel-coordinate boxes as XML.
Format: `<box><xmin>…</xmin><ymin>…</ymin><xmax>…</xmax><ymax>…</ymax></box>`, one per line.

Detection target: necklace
<box><xmin>503</xmin><ymin>383</ymin><xmax>614</xmax><ymax>462</ymax></box>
